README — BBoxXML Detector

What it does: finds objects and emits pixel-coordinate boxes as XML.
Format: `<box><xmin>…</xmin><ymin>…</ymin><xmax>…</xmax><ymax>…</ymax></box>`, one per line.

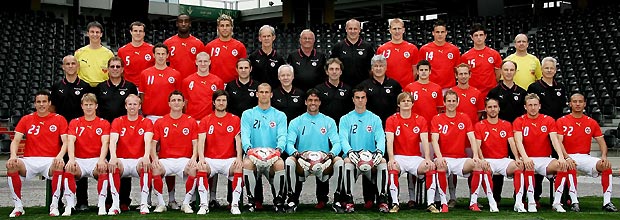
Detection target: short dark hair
<box><xmin>470</xmin><ymin>23</ymin><xmax>485</xmax><ymax>36</ymax></box>
<box><xmin>130</xmin><ymin>21</ymin><xmax>146</xmax><ymax>31</ymax></box>
<box><xmin>416</xmin><ymin>59</ymin><xmax>431</xmax><ymax>70</ymax></box>
<box><xmin>236</xmin><ymin>58</ymin><xmax>251</xmax><ymax>68</ymax></box>
<box><xmin>485</xmin><ymin>98</ymin><xmax>499</xmax><ymax>107</ymax></box>
<box><xmin>168</xmin><ymin>90</ymin><xmax>184</xmax><ymax>101</ymax></box>
<box><xmin>212</xmin><ymin>90</ymin><xmax>229</xmax><ymax>110</ymax></box>
<box><xmin>35</xmin><ymin>90</ymin><xmax>51</xmax><ymax>101</ymax></box>
<box><xmin>86</xmin><ymin>21</ymin><xmax>103</xmax><ymax>32</ymax></box>
<box><xmin>153</xmin><ymin>43</ymin><xmax>169</xmax><ymax>54</ymax></box>
<box><xmin>443</xmin><ymin>89</ymin><xmax>458</xmax><ymax>102</ymax></box>
<box><xmin>433</xmin><ymin>19</ymin><xmax>447</xmax><ymax>30</ymax></box>
<box><xmin>305</xmin><ymin>88</ymin><xmax>321</xmax><ymax>101</ymax></box>
<box><xmin>352</xmin><ymin>85</ymin><xmax>366</xmax><ymax>95</ymax></box>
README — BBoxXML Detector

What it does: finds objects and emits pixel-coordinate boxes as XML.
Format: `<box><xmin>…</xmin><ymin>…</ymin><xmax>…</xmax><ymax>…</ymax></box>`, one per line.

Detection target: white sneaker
<box><xmin>61</xmin><ymin>206</ymin><xmax>73</xmax><ymax>216</ymax></box>
<box><xmin>168</xmin><ymin>201</ymin><xmax>181</xmax><ymax>210</ymax></box>
<box><xmin>98</xmin><ymin>206</ymin><xmax>107</xmax><ymax>216</ymax></box>
<box><xmin>9</xmin><ymin>207</ymin><xmax>25</xmax><ymax>218</ymax></box>
<box><xmin>527</xmin><ymin>203</ymin><xmax>537</xmax><ymax>212</ymax></box>
<box><xmin>107</xmin><ymin>206</ymin><xmax>121</xmax><ymax>215</ymax></box>
<box><xmin>230</xmin><ymin>204</ymin><xmax>241</xmax><ymax>215</ymax></box>
<box><xmin>49</xmin><ymin>207</ymin><xmax>60</xmax><ymax>216</ymax></box>
<box><xmin>154</xmin><ymin>205</ymin><xmax>167</xmax><ymax>213</ymax></box>
<box><xmin>552</xmin><ymin>203</ymin><xmax>566</xmax><ymax>213</ymax></box>
<box><xmin>139</xmin><ymin>204</ymin><xmax>150</xmax><ymax>214</ymax></box>
<box><xmin>513</xmin><ymin>203</ymin><xmax>527</xmax><ymax>213</ymax></box>
<box><xmin>181</xmin><ymin>204</ymin><xmax>193</xmax><ymax>214</ymax></box>
<box><xmin>489</xmin><ymin>203</ymin><xmax>499</xmax><ymax>213</ymax></box>
<box><xmin>197</xmin><ymin>205</ymin><xmax>210</xmax><ymax>215</ymax></box>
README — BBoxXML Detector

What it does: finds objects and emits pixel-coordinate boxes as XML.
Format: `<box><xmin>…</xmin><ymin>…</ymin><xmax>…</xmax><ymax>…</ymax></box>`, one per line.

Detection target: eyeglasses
<box><xmin>109</xmin><ymin>65</ymin><xmax>123</xmax><ymax>69</ymax></box>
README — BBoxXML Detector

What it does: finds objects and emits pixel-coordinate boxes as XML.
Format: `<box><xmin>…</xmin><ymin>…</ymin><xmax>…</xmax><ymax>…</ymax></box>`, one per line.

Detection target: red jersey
<box><xmin>198</xmin><ymin>112</ymin><xmax>240</xmax><ymax>159</ymax></box>
<box><xmin>117</xmin><ymin>42</ymin><xmax>155</xmax><ymax>88</ymax></box>
<box><xmin>556</xmin><ymin>114</ymin><xmax>602</xmax><ymax>154</ymax></box>
<box><xmin>404</xmin><ymin>81</ymin><xmax>443</xmax><ymax>128</ymax></box>
<box><xmin>376</xmin><ymin>41</ymin><xmax>419</xmax><ymax>88</ymax></box>
<box><xmin>111</xmin><ymin>115</ymin><xmax>154</xmax><ymax>159</ymax></box>
<box><xmin>386</xmin><ymin>113</ymin><xmax>428</xmax><ymax>156</ymax></box>
<box><xmin>431</xmin><ymin>113</ymin><xmax>473</xmax><ymax>158</ymax></box>
<box><xmin>69</xmin><ymin>117</ymin><xmax>110</xmax><ymax>159</ymax></box>
<box><xmin>205</xmin><ymin>38</ymin><xmax>247</xmax><ymax>83</ymax></box>
<box><xmin>460</xmin><ymin>46</ymin><xmax>502</xmax><ymax>97</ymax></box>
<box><xmin>474</xmin><ymin>119</ymin><xmax>513</xmax><ymax>159</ymax></box>
<box><xmin>418</xmin><ymin>42</ymin><xmax>461</xmax><ymax>89</ymax></box>
<box><xmin>15</xmin><ymin>113</ymin><xmax>68</xmax><ymax>157</ymax></box>
<box><xmin>163</xmin><ymin>34</ymin><xmax>205</xmax><ymax>79</ymax></box>
<box><xmin>182</xmin><ymin>73</ymin><xmax>224</xmax><ymax>119</ymax></box>
<box><xmin>140</xmin><ymin>66</ymin><xmax>181</xmax><ymax>116</ymax></box>
<box><xmin>451</xmin><ymin>86</ymin><xmax>484</xmax><ymax>124</ymax></box>
<box><xmin>153</xmin><ymin>114</ymin><xmax>198</xmax><ymax>158</ymax></box>
<box><xmin>513</xmin><ymin>114</ymin><xmax>557</xmax><ymax>157</ymax></box>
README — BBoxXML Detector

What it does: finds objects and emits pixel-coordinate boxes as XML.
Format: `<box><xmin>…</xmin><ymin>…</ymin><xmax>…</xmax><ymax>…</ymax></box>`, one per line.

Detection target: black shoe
<box><xmin>285</xmin><ymin>202</ymin><xmax>297</xmax><ymax>213</ymax></box>
<box><xmin>76</xmin><ymin>204</ymin><xmax>89</xmax><ymax>211</ymax></box>
<box><xmin>209</xmin><ymin>200</ymin><xmax>221</xmax><ymax>209</ymax></box>
<box><xmin>603</xmin><ymin>203</ymin><xmax>618</xmax><ymax>212</ymax></box>
<box><xmin>332</xmin><ymin>202</ymin><xmax>345</xmax><ymax>213</ymax></box>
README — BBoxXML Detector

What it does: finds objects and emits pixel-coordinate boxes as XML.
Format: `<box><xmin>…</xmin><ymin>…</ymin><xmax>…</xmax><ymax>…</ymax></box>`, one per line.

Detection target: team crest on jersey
<box><xmin>386</xmin><ymin>89</ymin><xmax>391</xmax><ymax>93</ymax></box>
<box><xmin>211</xmin><ymin>84</ymin><xmax>217</xmax><ymax>91</ymax></box>
<box><xmin>457</xmin><ymin>123</ymin><xmax>465</xmax><ymax>130</ymax></box>
<box><xmin>75</xmin><ymin>90</ymin><xmax>80</xmax><ymax>95</ymax></box>
<box><xmin>541</xmin><ymin>126</ymin><xmax>548</xmax><ymax>132</ymax></box>
<box><xmin>191</xmin><ymin>47</ymin><xmax>197</xmax><ymax>54</ymax></box>
<box><xmin>447</xmin><ymin>53</ymin><xmax>454</xmax><ymax>59</ymax></box>
<box><xmin>50</xmin><ymin>125</ymin><xmax>57</xmax><ymax>132</ymax></box>
<box><xmin>320</xmin><ymin>127</ymin><xmax>326</xmax><ymax>134</ymax></box>
<box><xmin>120</xmin><ymin>91</ymin><xmax>125</xmax><ymax>95</ymax></box>
<box><xmin>404</xmin><ymin>52</ymin><xmax>410</xmax><ymax>58</ymax></box>
<box><xmin>168</xmin><ymin>77</ymin><xmax>175</xmax><ymax>83</ymax></box>
<box><xmin>585</xmin><ymin>127</ymin><xmax>591</xmax><ymax>134</ymax></box>
<box><xmin>432</xmin><ymin>92</ymin><xmax>438</xmax><ymax>98</ymax></box>
<box><xmin>270</xmin><ymin>62</ymin><xmax>276</xmax><ymax>67</ymax></box>
<box><xmin>145</xmin><ymin>54</ymin><xmax>152</xmax><ymax>61</ymax></box>
<box><xmin>366</xmin><ymin>125</ymin><xmax>373</xmax><ymax>132</ymax></box>
<box><xmin>95</xmin><ymin>128</ymin><xmax>102</xmax><ymax>135</ymax></box>
<box><xmin>488</xmin><ymin>57</ymin><xmax>494</xmax><ymax>64</ymax></box>
<box><xmin>413</xmin><ymin>126</ymin><xmax>420</xmax><ymax>134</ymax></box>
<box><xmin>293</xmin><ymin>98</ymin><xmax>298</xmax><ymax>102</ymax></box>
<box><xmin>470</xmin><ymin>97</ymin><xmax>476</xmax><ymax>104</ymax></box>
<box><xmin>500</xmin><ymin>130</ymin><xmax>507</xmax><ymax>138</ymax></box>
<box><xmin>557</xmin><ymin>92</ymin><xmax>562</xmax><ymax>96</ymax></box>
<box><xmin>182</xmin><ymin>128</ymin><xmax>190</xmax><ymax>135</ymax></box>
<box><xmin>227</xmin><ymin>125</ymin><xmax>234</xmax><ymax>133</ymax></box>
<box><xmin>138</xmin><ymin>128</ymin><xmax>144</xmax><ymax>135</ymax></box>
<box><xmin>514</xmin><ymin>96</ymin><xmax>519</xmax><ymax>101</ymax></box>
<box><xmin>270</xmin><ymin>121</ymin><xmax>276</xmax><ymax>128</ymax></box>
<box><xmin>312</xmin><ymin>62</ymin><xmax>317</xmax><ymax>66</ymax></box>
<box><xmin>232</xmin><ymin>49</ymin><xmax>238</xmax><ymax>56</ymax></box>
<box><xmin>249</xmin><ymin>92</ymin><xmax>255</xmax><ymax>97</ymax></box>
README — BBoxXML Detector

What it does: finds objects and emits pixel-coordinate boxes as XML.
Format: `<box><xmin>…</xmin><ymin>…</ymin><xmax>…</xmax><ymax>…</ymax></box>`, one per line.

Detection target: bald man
<box><xmin>504</xmin><ymin>34</ymin><xmax>542</xmax><ymax>90</ymax></box>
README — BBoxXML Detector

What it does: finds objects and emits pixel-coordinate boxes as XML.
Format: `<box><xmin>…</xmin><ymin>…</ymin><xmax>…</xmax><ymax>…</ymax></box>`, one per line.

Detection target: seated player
<box><xmin>107</xmin><ymin>94</ymin><xmax>154</xmax><ymax>214</ymax></box>
<box><xmin>6</xmin><ymin>90</ymin><xmax>68</xmax><ymax>217</ymax></box>
<box><xmin>64</xmin><ymin>93</ymin><xmax>112</xmax><ymax>216</ymax></box>
<box><xmin>284</xmin><ymin>89</ymin><xmax>344</xmax><ymax>213</ymax></box>
<box><xmin>556</xmin><ymin>93</ymin><xmax>618</xmax><ymax>212</ymax></box>
<box><xmin>385</xmin><ymin>92</ymin><xmax>438</xmax><ymax>213</ymax></box>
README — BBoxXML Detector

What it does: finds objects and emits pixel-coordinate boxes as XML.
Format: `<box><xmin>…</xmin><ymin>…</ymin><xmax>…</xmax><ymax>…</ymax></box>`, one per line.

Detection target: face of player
<box><xmin>81</xmin><ymin>100</ymin><xmax>97</xmax><ymax>117</ymax></box>
<box><xmin>485</xmin><ymin>100</ymin><xmax>500</xmax><ymax>119</ymax></box>
<box><xmin>196</xmin><ymin>54</ymin><xmax>211</xmax><ymax>73</ymax></box>
<box><xmin>218</xmin><ymin>20</ymin><xmax>233</xmax><ymax>39</ymax></box>
<box><xmin>346</xmin><ymin>20</ymin><xmax>361</xmax><ymax>41</ymax></box>
<box><xmin>326</xmin><ymin>62</ymin><xmax>342</xmax><ymax>82</ymax></box>
<box><xmin>455</xmin><ymin>66</ymin><xmax>471</xmax><ymax>85</ymax></box>
<box><xmin>168</xmin><ymin>94</ymin><xmax>185</xmax><ymax>112</ymax></box>
<box><xmin>444</xmin><ymin>94</ymin><xmax>458</xmax><ymax>112</ymax></box>
<box><xmin>130</xmin><ymin>25</ymin><xmax>145</xmax><ymax>42</ymax></box>
<box><xmin>501</xmin><ymin>62</ymin><xmax>516</xmax><ymax>81</ymax></box>
<box><xmin>471</xmin><ymin>30</ymin><xmax>486</xmax><ymax>47</ymax></box>
<box><xmin>237</xmin><ymin>60</ymin><xmax>252</xmax><ymax>80</ymax></box>
<box><xmin>259</xmin><ymin>29</ymin><xmax>275</xmax><ymax>48</ymax></box>
<box><xmin>514</xmin><ymin>34</ymin><xmax>528</xmax><ymax>53</ymax></box>
<box><xmin>62</xmin><ymin>56</ymin><xmax>79</xmax><ymax>76</ymax></box>
<box><xmin>569</xmin><ymin>95</ymin><xmax>585</xmax><ymax>113</ymax></box>
<box><xmin>371</xmin><ymin>61</ymin><xmax>386</xmax><ymax>78</ymax></box>
<box><xmin>299</xmin><ymin>31</ymin><xmax>315</xmax><ymax>50</ymax></box>
<box><xmin>108</xmin><ymin>60</ymin><xmax>124</xmax><ymax>79</ymax></box>
<box><xmin>214</xmin><ymin>95</ymin><xmax>228</xmax><ymax>112</ymax></box>
<box><xmin>88</xmin><ymin>26</ymin><xmax>103</xmax><ymax>45</ymax></box>
<box><xmin>257</xmin><ymin>85</ymin><xmax>272</xmax><ymax>105</ymax></box>
<box><xmin>389</xmin><ymin>22</ymin><xmax>405</xmax><ymax>42</ymax></box>
<box><xmin>398</xmin><ymin>96</ymin><xmax>413</xmax><ymax>111</ymax></box>
<box><xmin>177</xmin><ymin>15</ymin><xmax>191</xmax><ymax>34</ymax></box>
<box><xmin>525</xmin><ymin>98</ymin><xmax>541</xmax><ymax>117</ymax></box>
<box><xmin>432</xmin><ymin>25</ymin><xmax>447</xmax><ymax>43</ymax></box>
<box><xmin>352</xmin><ymin>91</ymin><xmax>367</xmax><ymax>110</ymax></box>
<box><xmin>278</xmin><ymin>67</ymin><xmax>294</xmax><ymax>88</ymax></box>
<box><xmin>154</xmin><ymin>47</ymin><xmax>168</xmax><ymax>65</ymax></box>
<box><xmin>34</xmin><ymin>94</ymin><xmax>51</xmax><ymax>115</ymax></box>
<box><xmin>541</xmin><ymin>60</ymin><xmax>557</xmax><ymax>79</ymax></box>
<box><xmin>417</xmin><ymin>64</ymin><xmax>430</xmax><ymax>80</ymax></box>
<box><xmin>306</xmin><ymin>94</ymin><xmax>321</xmax><ymax>114</ymax></box>
<box><xmin>125</xmin><ymin>96</ymin><xmax>141</xmax><ymax>116</ymax></box>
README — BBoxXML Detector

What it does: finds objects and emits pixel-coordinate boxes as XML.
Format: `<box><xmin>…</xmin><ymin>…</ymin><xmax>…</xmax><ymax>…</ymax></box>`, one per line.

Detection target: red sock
<box><xmin>63</xmin><ymin>172</ymin><xmax>76</xmax><ymax>192</ymax></box>
<box><xmin>153</xmin><ymin>175</ymin><xmax>163</xmax><ymax>194</ymax></box>
<box><xmin>437</xmin><ymin>170</ymin><xmax>448</xmax><ymax>193</ymax></box>
<box><xmin>51</xmin><ymin>170</ymin><xmax>63</xmax><ymax>196</ymax></box>
<box><xmin>567</xmin><ymin>169</ymin><xmax>578</xmax><ymax>190</ymax></box>
<box><xmin>602</xmin><ymin>169</ymin><xmax>612</xmax><ymax>193</ymax></box>
<box><xmin>186</xmin><ymin>175</ymin><xmax>196</xmax><ymax>193</ymax></box>
<box><xmin>426</xmin><ymin>170</ymin><xmax>436</xmax><ymax>189</ymax></box>
<box><xmin>197</xmin><ymin>171</ymin><xmax>209</xmax><ymax>189</ymax></box>
<box><xmin>97</xmin><ymin>173</ymin><xmax>109</xmax><ymax>194</ymax></box>
<box><xmin>470</xmin><ymin>170</ymin><xmax>481</xmax><ymax>194</ymax></box>
<box><xmin>113</xmin><ymin>168</ymin><xmax>121</xmax><ymax>193</ymax></box>
<box><xmin>554</xmin><ymin>171</ymin><xmax>566</xmax><ymax>192</ymax></box>
<box><xmin>166</xmin><ymin>176</ymin><xmax>175</xmax><ymax>193</ymax></box>
<box><xmin>484</xmin><ymin>171</ymin><xmax>494</xmax><ymax>194</ymax></box>
<box><xmin>524</xmin><ymin>170</ymin><xmax>535</xmax><ymax>190</ymax></box>
<box><xmin>513</xmin><ymin>170</ymin><xmax>523</xmax><ymax>195</ymax></box>
<box><xmin>388</xmin><ymin>169</ymin><xmax>399</xmax><ymax>188</ymax></box>
<box><xmin>139</xmin><ymin>168</ymin><xmax>150</xmax><ymax>190</ymax></box>
<box><xmin>232</xmin><ymin>172</ymin><xmax>244</xmax><ymax>190</ymax></box>
<box><xmin>7</xmin><ymin>172</ymin><xmax>22</xmax><ymax>199</ymax></box>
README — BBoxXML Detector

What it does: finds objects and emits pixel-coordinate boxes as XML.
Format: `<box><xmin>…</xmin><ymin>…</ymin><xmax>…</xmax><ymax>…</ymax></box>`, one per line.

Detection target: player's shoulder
<box><xmin>164</xmin><ymin>35</ymin><xmax>177</xmax><ymax>43</ymax></box>
<box><xmin>118</xmin><ymin>43</ymin><xmax>131</xmax><ymax>51</ymax></box>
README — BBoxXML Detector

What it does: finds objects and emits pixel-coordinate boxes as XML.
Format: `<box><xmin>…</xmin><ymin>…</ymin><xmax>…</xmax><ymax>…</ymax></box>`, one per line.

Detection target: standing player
<box><xmin>249</xmin><ymin>25</ymin><xmax>286</xmax><ymax>87</ymax></box>
<box><xmin>241</xmin><ymin>83</ymin><xmax>288</xmax><ymax>212</ymax></box>
<box><xmin>385</xmin><ymin>92</ymin><xmax>438</xmax><ymax>213</ymax></box>
<box><xmin>430</xmin><ymin>90</ymin><xmax>485</xmax><ymax>212</ymax></box>
<box><xmin>330</xmin><ymin>19</ymin><xmax>375</xmax><ymax>87</ymax></box>
<box><xmin>164</xmin><ymin>14</ymin><xmax>205</xmax><ymax>80</ymax></box>
<box><xmin>487</xmin><ymin>60</ymin><xmax>527</xmax><ymax>122</ymax></box>
<box><xmin>474</xmin><ymin>98</ymin><xmax>524</xmax><ymax>212</ymax></box>
<box><xmin>314</xmin><ymin>58</ymin><xmax>353</xmax><ymax>123</ymax></box>
<box><xmin>358</xmin><ymin>54</ymin><xmax>402</xmax><ymax>123</ymax></box>
<box><xmin>75</xmin><ymin>21</ymin><xmax>115</xmax><ymax>87</ymax></box>
<box><xmin>556</xmin><ymin>93</ymin><xmax>618</xmax><ymax>212</ymax></box>
<box><xmin>182</xmin><ymin>52</ymin><xmax>224</xmax><ymax>120</ymax></box>
<box><xmin>376</xmin><ymin>18</ymin><xmax>419</xmax><ymax>88</ymax></box>
<box><xmin>197</xmin><ymin>90</ymin><xmax>244</xmax><ymax>215</ymax></box>
<box><xmin>150</xmin><ymin>91</ymin><xmax>201</xmax><ymax>213</ymax></box>
<box><xmin>418</xmin><ymin>20</ymin><xmax>461</xmax><ymax>91</ymax></box>
<box><xmin>140</xmin><ymin>43</ymin><xmax>182</xmax><ymax>122</ymax></box>
<box><xmin>226</xmin><ymin>58</ymin><xmax>259</xmax><ymax>117</ymax></box>
<box><xmin>287</xmin><ymin>29</ymin><xmax>326</xmax><ymax>92</ymax></box>
<box><xmin>116</xmin><ymin>21</ymin><xmax>155</xmax><ymax>89</ymax></box>
<box><xmin>505</xmin><ymin>34</ymin><xmax>542</xmax><ymax>90</ymax></box>
<box><xmin>512</xmin><ymin>93</ymin><xmax>569</xmax><ymax>213</ymax></box>
<box><xmin>339</xmin><ymin>86</ymin><xmax>388</xmax><ymax>213</ymax></box>
<box><xmin>63</xmin><ymin>93</ymin><xmax>112</xmax><ymax>216</ymax></box>
<box><xmin>526</xmin><ymin>57</ymin><xmax>567</xmax><ymax>120</ymax></box>
<box><xmin>271</xmin><ymin>65</ymin><xmax>306</xmax><ymax>123</ymax></box>
<box><xmin>6</xmin><ymin>90</ymin><xmax>68</xmax><ymax>218</ymax></box>
<box><xmin>283</xmin><ymin>88</ymin><xmax>344</xmax><ymax>212</ymax></box>
<box><xmin>205</xmin><ymin>14</ymin><xmax>247</xmax><ymax>83</ymax></box>
<box><xmin>451</xmin><ymin>63</ymin><xmax>484</xmax><ymax>124</ymax></box>
<box><xmin>107</xmin><ymin>94</ymin><xmax>154</xmax><ymax>214</ymax></box>
<box><xmin>460</xmin><ymin>23</ymin><xmax>502</xmax><ymax>98</ymax></box>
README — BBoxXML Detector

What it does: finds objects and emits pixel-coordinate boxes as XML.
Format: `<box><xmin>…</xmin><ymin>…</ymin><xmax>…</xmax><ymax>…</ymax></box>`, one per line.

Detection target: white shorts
<box><xmin>394</xmin><ymin>155</ymin><xmax>424</xmax><ymax>177</ymax></box>
<box><xmin>205</xmin><ymin>158</ymin><xmax>235</xmax><ymax>180</ymax></box>
<box><xmin>531</xmin><ymin>157</ymin><xmax>555</xmax><ymax>178</ymax></box>
<box><xmin>146</xmin><ymin>115</ymin><xmax>163</xmax><ymax>124</ymax></box>
<box><xmin>120</xmin><ymin>158</ymin><xmax>140</xmax><ymax>178</ymax></box>
<box><xmin>570</xmin><ymin>154</ymin><xmax>601</xmax><ymax>177</ymax></box>
<box><xmin>76</xmin><ymin>158</ymin><xmax>100</xmax><ymax>178</ymax></box>
<box><xmin>160</xmin><ymin>158</ymin><xmax>190</xmax><ymax>177</ymax></box>
<box><xmin>487</xmin><ymin>158</ymin><xmax>514</xmax><ymax>177</ymax></box>
<box><xmin>444</xmin><ymin>157</ymin><xmax>471</xmax><ymax>178</ymax></box>
<box><xmin>22</xmin><ymin>157</ymin><xmax>54</xmax><ymax>180</ymax></box>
